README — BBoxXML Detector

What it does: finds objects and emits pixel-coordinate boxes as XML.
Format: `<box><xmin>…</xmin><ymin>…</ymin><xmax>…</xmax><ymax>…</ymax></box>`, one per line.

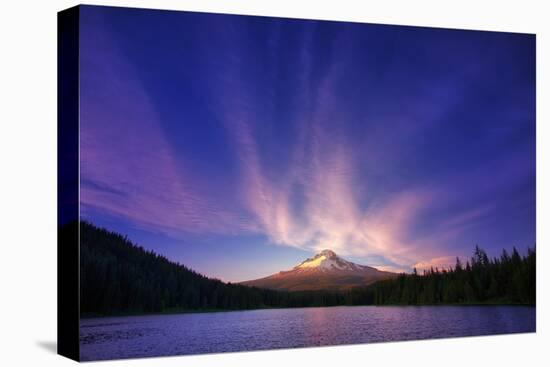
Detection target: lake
<box><xmin>80</xmin><ymin>305</ymin><xmax>535</xmax><ymax>361</ymax></box>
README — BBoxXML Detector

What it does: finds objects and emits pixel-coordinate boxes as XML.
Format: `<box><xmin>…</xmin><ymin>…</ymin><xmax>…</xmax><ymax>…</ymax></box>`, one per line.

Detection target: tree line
<box><xmin>79</xmin><ymin>221</ymin><xmax>332</xmax><ymax>315</ymax></box>
<box><xmin>74</xmin><ymin>221</ymin><xmax>535</xmax><ymax>317</ymax></box>
<box><xmin>365</xmin><ymin>245</ymin><xmax>535</xmax><ymax>305</ymax></box>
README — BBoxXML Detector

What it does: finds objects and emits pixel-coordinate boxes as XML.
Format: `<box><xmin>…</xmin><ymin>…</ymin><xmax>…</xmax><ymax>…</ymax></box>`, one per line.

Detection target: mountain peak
<box><xmin>296</xmin><ymin>249</ymin><xmax>354</xmax><ymax>271</ymax></box>
<box><xmin>240</xmin><ymin>249</ymin><xmax>397</xmax><ymax>291</ymax></box>
<box><xmin>318</xmin><ymin>249</ymin><xmax>337</xmax><ymax>258</ymax></box>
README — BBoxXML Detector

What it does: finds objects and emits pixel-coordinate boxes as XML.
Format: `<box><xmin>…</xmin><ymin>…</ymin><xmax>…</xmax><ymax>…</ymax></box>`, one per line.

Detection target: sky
<box><xmin>79</xmin><ymin>5</ymin><xmax>536</xmax><ymax>282</ymax></box>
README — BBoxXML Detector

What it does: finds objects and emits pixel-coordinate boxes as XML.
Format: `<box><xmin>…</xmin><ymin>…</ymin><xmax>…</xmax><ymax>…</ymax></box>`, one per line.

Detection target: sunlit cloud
<box><xmin>211</xmin><ymin>57</ymin><xmax>440</xmax><ymax>270</ymax></box>
<box><xmin>414</xmin><ymin>256</ymin><xmax>469</xmax><ymax>273</ymax></box>
<box><xmin>202</xmin><ymin>29</ymin><xmax>456</xmax><ymax>271</ymax></box>
<box><xmin>79</xmin><ymin>13</ymin><xmax>535</xmax><ymax>278</ymax></box>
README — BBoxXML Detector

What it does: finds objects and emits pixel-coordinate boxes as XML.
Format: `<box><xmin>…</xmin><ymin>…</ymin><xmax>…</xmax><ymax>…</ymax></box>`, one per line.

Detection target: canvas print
<box><xmin>58</xmin><ymin>5</ymin><xmax>536</xmax><ymax>362</ymax></box>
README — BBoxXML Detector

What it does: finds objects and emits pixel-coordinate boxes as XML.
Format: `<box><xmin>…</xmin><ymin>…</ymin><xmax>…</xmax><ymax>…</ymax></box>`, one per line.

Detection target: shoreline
<box><xmin>80</xmin><ymin>302</ymin><xmax>536</xmax><ymax>320</ymax></box>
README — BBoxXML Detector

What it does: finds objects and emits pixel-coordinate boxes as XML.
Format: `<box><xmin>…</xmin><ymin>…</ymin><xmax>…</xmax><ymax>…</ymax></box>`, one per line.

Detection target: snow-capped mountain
<box><xmin>240</xmin><ymin>249</ymin><xmax>397</xmax><ymax>291</ymax></box>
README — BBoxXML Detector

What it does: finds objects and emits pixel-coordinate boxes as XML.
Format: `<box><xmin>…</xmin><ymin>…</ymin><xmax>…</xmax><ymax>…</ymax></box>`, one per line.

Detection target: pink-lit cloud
<box><xmin>414</xmin><ymin>256</ymin><xmax>469</xmax><ymax>273</ymax></box>
<box><xmin>205</xmin><ymin>37</ymin><xmax>452</xmax><ymax>272</ymax></box>
<box><xmin>80</xmin><ymin>21</ymin><xmax>255</xmax><ymax>237</ymax></box>
<box><xmin>79</xmin><ymin>17</ymin><xmax>534</xmax><ymax>277</ymax></box>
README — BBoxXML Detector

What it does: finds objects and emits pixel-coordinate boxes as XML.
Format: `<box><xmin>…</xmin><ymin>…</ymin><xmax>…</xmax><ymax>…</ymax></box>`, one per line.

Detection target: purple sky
<box><xmin>79</xmin><ymin>6</ymin><xmax>535</xmax><ymax>281</ymax></box>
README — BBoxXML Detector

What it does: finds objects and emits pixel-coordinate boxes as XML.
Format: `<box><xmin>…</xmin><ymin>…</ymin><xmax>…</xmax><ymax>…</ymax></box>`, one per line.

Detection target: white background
<box><xmin>0</xmin><ymin>0</ymin><xmax>548</xmax><ymax>365</ymax></box>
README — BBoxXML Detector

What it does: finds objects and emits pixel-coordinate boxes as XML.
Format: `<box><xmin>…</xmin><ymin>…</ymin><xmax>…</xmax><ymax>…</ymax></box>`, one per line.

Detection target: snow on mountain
<box><xmin>295</xmin><ymin>249</ymin><xmax>367</xmax><ymax>272</ymax></box>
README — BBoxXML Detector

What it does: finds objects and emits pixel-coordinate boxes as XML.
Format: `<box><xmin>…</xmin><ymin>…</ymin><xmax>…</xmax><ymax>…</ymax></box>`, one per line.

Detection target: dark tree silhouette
<box><xmin>366</xmin><ymin>245</ymin><xmax>535</xmax><ymax>305</ymax></box>
<box><xmin>70</xmin><ymin>221</ymin><xmax>535</xmax><ymax>317</ymax></box>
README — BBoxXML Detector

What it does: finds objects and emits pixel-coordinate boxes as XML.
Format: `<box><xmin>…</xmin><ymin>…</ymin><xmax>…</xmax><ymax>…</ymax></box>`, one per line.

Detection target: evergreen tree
<box><xmin>69</xmin><ymin>221</ymin><xmax>536</xmax><ymax>316</ymax></box>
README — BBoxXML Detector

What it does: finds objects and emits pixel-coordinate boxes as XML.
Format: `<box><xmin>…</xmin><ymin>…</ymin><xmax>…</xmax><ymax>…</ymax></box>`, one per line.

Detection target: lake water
<box><xmin>80</xmin><ymin>305</ymin><xmax>535</xmax><ymax>361</ymax></box>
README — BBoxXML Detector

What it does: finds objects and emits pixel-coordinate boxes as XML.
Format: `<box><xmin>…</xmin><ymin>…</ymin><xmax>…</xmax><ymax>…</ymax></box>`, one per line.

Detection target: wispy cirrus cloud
<box><xmin>201</xmin><ymin>27</ymin><xmax>443</xmax><ymax>272</ymax></box>
<box><xmin>80</xmin><ymin>17</ymin><xmax>256</xmax><ymax>237</ymax></box>
<box><xmin>205</xmin><ymin>24</ymin><xmax>534</xmax><ymax>272</ymax></box>
<box><xmin>80</xmin><ymin>11</ymin><xmax>535</xmax><ymax>276</ymax></box>
<box><xmin>194</xmin><ymin>27</ymin><xmax>440</xmax><ymax>271</ymax></box>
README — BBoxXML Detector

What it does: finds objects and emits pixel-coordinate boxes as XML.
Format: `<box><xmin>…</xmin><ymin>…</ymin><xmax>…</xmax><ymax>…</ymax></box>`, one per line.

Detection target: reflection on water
<box><xmin>80</xmin><ymin>305</ymin><xmax>535</xmax><ymax>361</ymax></box>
